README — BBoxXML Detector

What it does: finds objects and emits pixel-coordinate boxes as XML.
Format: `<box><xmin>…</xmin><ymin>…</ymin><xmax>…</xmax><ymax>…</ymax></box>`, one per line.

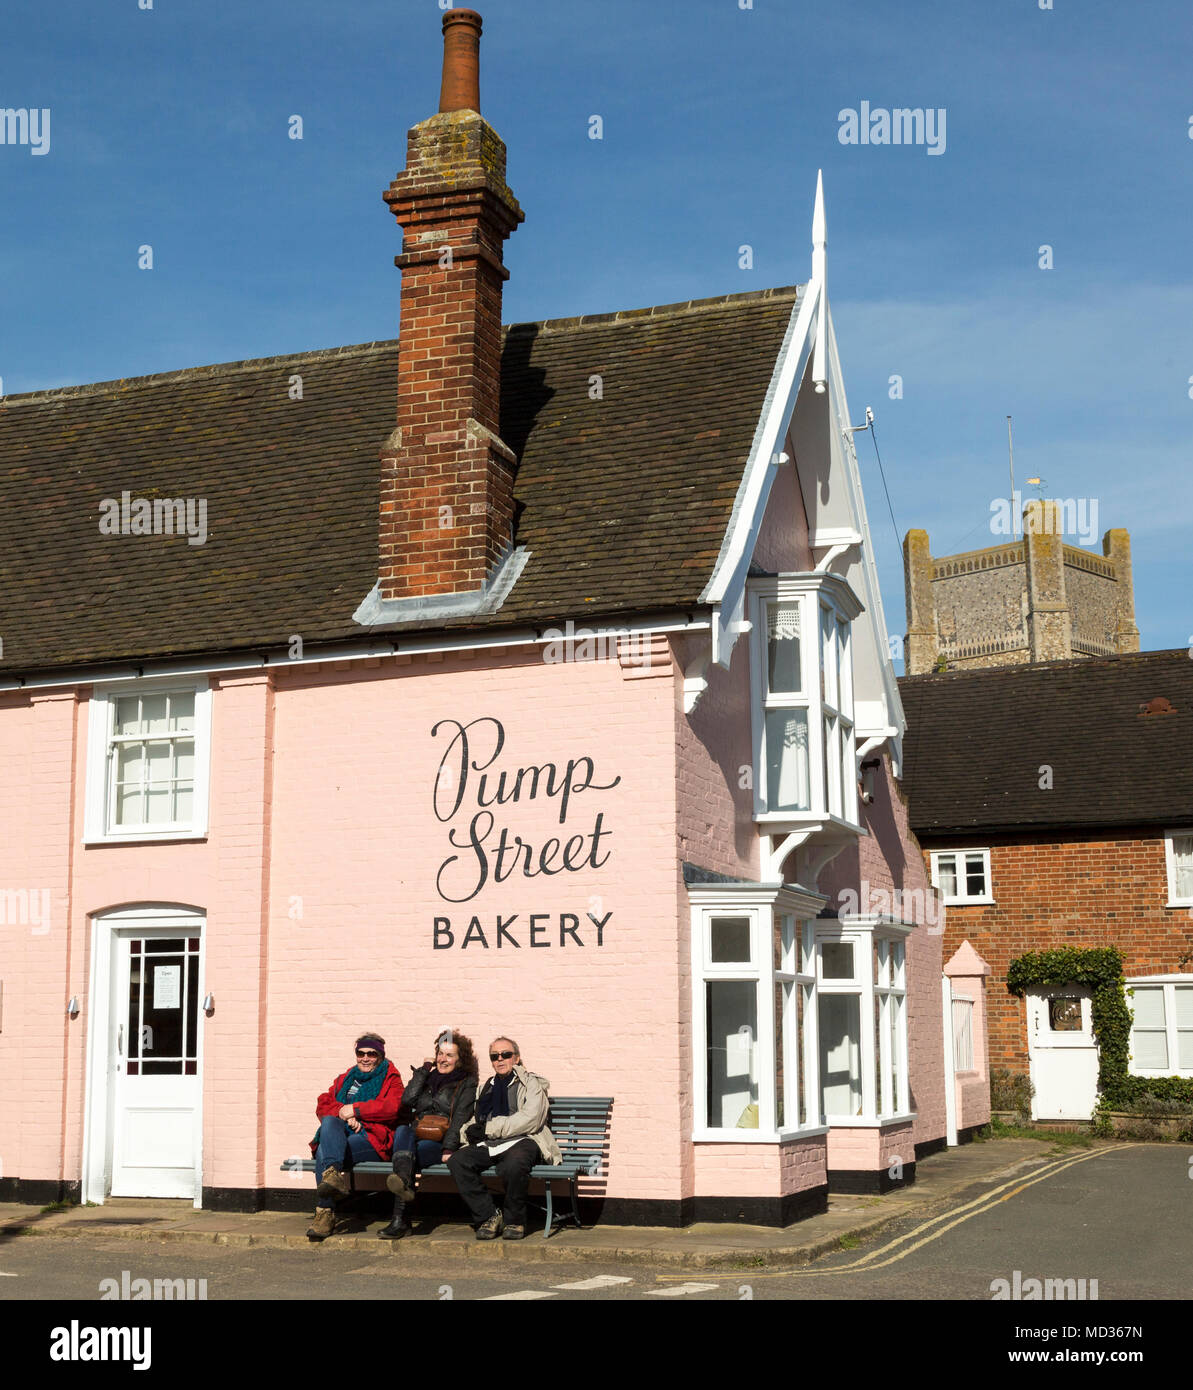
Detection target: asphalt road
<box><xmin>2</xmin><ymin>1144</ymin><xmax>1189</xmax><ymax>1303</ymax></box>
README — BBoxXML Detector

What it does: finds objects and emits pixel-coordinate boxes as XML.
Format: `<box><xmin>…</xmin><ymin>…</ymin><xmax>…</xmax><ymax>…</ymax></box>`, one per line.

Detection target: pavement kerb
<box><xmin>0</xmin><ymin>1138</ymin><xmax>1069</xmax><ymax>1272</ymax></box>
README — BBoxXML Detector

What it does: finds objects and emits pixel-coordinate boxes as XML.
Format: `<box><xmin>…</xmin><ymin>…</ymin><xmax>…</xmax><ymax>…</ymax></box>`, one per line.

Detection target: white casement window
<box><xmin>1164</xmin><ymin>831</ymin><xmax>1193</xmax><ymax>907</ymax></box>
<box><xmin>690</xmin><ymin>884</ymin><xmax>826</xmax><ymax>1141</ymax></box>
<box><xmin>952</xmin><ymin>995</ymin><xmax>975</xmax><ymax>1073</ymax></box>
<box><xmin>930</xmin><ymin>849</ymin><xmax>993</xmax><ymax>905</ymax></box>
<box><xmin>816</xmin><ymin>920</ymin><xmax>911</xmax><ymax>1122</ymax></box>
<box><xmin>1127</xmin><ymin>978</ymin><xmax>1193</xmax><ymax>1076</ymax></box>
<box><xmin>85</xmin><ymin>680</ymin><xmax>213</xmax><ymax>843</ymax></box>
<box><xmin>749</xmin><ymin>575</ymin><xmax>861</xmax><ymax>828</ymax></box>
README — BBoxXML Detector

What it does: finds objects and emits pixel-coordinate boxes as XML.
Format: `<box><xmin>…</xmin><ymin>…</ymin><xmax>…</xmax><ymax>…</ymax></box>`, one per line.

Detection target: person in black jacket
<box><xmin>379</xmin><ymin>1030</ymin><xmax>477</xmax><ymax>1240</ymax></box>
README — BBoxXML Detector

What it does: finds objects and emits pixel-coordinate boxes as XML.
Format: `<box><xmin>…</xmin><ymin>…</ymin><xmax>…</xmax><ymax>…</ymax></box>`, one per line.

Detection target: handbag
<box><xmin>414</xmin><ymin>1079</ymin><xmax>462</xmax><ymax>1143</ymax></box>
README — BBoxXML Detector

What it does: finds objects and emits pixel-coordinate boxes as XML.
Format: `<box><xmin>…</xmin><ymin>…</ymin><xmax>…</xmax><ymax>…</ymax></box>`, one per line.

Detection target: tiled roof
<box><xmin>898</xmin><ymin>650</ymin><xmax>1193</xmax><ymax>833</ymax></box>
<box><xmin>0</xmin><ymin>287</ymin><xmax>799</xmax><ymax>674</ymax></box>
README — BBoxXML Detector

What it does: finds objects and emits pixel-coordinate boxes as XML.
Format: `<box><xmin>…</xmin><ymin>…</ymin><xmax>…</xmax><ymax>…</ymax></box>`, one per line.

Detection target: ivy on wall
<box><xmin>1006</xmin><ymin>946</ymin><xmax>1193</xmax><ymax>1110</ymax></box>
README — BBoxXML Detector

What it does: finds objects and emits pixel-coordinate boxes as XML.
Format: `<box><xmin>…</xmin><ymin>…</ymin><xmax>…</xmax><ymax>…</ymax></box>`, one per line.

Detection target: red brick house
<box><xmin>899</xmin><ymin>649</ymin><xmax>1193</xmax><ymax>1120</ymax></box>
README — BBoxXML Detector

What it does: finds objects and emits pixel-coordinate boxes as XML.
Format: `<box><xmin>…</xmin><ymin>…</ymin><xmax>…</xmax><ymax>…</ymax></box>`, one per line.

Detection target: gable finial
<box><xmin>812</xmin><ymin>169</ymin><xmax>827</xmax><ymax>394</ymax></box>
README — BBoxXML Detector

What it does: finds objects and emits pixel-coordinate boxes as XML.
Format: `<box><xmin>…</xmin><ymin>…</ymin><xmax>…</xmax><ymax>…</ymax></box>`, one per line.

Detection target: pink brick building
<box><xmin>0</xmin><ymin>9</ymin><xmax>986</xmax><ymax>1225</ymax></box>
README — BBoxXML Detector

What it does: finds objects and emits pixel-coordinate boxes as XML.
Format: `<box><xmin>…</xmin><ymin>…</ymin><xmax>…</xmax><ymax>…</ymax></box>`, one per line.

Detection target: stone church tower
<box><xmin>903</xmin><ymin>499</ymin><xmax>1139</xmax><ymax>674</ymax></box>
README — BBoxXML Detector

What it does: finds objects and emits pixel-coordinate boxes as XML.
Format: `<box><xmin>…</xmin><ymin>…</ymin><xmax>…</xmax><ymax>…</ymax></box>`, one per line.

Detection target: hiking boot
<box><xmin>502</xmin><ymin>1223</ymin><xmax>526</xmax><ymax>1241</ymax></box>
<box><xmin>475</xmin><ymin>1210</ymin><xmax>504</xmax><ymax>1240</ymax></box>
<box><xmin>317</xmin><ymin>1164</ymin><xmax>349</xmax><ymax>1199</ymax></box>
<box><xmin>306</xmin><ymin>1207</ymin><xmax>335</xmax><ymax>1241</ymax></box>
<box><xmin>386</xmin><ymin>1154</ymin><xmax>416</xmax><ymax>1203</ymax></box>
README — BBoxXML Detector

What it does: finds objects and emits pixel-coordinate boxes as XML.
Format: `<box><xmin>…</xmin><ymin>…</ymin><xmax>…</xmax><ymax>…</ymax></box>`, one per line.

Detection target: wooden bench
<box><xmin>283</xmin><ymin>1096</ymin><xmax>612</xmax><ymax>1238</ymax></box>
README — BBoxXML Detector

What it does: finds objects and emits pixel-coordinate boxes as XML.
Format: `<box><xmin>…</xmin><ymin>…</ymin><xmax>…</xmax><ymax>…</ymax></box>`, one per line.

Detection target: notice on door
<box><xmin>153</xmin><ymin>964</ymin><xmax>181</xmax><ymax>1010</ymax></box>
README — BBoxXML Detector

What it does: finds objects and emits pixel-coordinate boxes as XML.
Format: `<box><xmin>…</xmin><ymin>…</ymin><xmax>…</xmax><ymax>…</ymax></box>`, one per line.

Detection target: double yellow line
<box><xmin>658</xmin><ymin>1145</ymin><xmax>1134</xmax><ymax>1281</ymax></box>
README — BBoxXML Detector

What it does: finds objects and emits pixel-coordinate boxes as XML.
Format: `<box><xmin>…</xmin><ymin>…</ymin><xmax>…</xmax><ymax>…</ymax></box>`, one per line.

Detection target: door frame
<box><xmin>82</xmin><ymin>904</ymin><xmax>206</xmax><ymax>1207</ymax></box>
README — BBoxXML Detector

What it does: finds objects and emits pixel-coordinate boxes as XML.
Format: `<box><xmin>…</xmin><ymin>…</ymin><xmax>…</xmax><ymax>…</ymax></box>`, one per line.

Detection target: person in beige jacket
<box><xmin>446</xmin><ymin>1037</ymin><xmax>561</xmax><ymax>1240</ymax></box>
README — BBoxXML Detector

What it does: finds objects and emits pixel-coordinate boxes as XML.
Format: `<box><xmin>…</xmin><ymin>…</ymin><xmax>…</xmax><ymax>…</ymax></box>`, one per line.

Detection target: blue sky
<box><xmin>3</xmin><ymin>0</ymin><xmax>1190</xmax><ymax>659</ymax></box>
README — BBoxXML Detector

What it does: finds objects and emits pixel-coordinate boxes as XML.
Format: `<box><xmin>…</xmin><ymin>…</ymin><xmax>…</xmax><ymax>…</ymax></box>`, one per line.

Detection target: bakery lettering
<box><xmin>430</xmin><ymin>718</ymin><xmax>620</xmax><ymax>947</ymax></box>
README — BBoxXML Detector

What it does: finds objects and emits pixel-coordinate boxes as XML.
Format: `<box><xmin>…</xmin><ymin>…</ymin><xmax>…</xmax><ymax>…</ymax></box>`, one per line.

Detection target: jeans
<box><xmin>314</xmin><ymin>1115</ymin><xmax>378</xmax><ymax>1209</ymax></box>
<box><xmin>447</xmin><ymin>1138</ymin><xmax>539</xmax><ymax>1227</ymax></box>
<box><xmin>391</xmin><ymin>1123</ymin><xmax>444</xmax><ymax>1172</ymax></box>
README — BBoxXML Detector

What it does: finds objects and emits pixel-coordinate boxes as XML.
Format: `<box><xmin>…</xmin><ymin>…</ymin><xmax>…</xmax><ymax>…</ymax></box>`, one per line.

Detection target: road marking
<box><xmin>643</xmin><ymin>1281</ymin><xmax>721</xmax><ymax>1297</ymax></box>
<box><xmin>551</xmin><ymin>1275</ymin><xmax>633</xmax><ymax>1290</ymax></box>
<box><xmin>655</xmin><ymin>1145</ymin><xmax>1137</xmax><ymax>1281</ymax></box>
<box><xmin>483</xmin><ymin>1290</ymin><xmax>559</xmax><ymax>1301</ymax></box>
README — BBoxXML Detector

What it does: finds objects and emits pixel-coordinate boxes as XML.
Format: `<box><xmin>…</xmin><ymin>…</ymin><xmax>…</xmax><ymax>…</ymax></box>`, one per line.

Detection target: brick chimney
<box><xmin>379</xmin><ymin>9</ymin><xmax>524</xmax><ymax>601</ymax></box>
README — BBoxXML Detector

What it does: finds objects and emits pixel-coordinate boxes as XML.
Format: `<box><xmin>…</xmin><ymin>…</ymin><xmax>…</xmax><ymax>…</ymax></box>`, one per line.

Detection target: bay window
<box><xmin>750</xmin><ymin>575</ymin><xmax>861</xmax><ymax>827</ymax></box>
<box><xmin>690</xmin><ymin>883</ymin><xmax>825</xmax><ymax>1140</ymax></box>
<box><xmin>816</xmin><ymin>919</ymin><xmax>911</xmax><ymax>1122</ymax></box>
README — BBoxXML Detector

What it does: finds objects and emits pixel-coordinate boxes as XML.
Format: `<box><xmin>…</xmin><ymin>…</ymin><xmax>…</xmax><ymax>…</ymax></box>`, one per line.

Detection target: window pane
<box><xmin>710</xmin><ymin>916</ymin><xmax>752</xmax><ymax>964</ymax></box>
<box><xmin>874</xmin><ymin>991</ymin><xmax>883</xmax><ymax>1114</ymax></box>
<box><xmin>765</xmin><ymin>709</ymin><xmax>810</xmax><ymax>811</ymax></box>
<box><xmin>185</xmin><ymin>955</ymin><xmax>200</xmax><ymax>1060</ymax></box>
<box><xmin>822</xmin><ymin>941</ymin><xmax>854</xmax><ymax>980</ymax></box>
<box><xmin>891</xmin><ymin>996</ymin><xmax>903</xmax><ymax>1107</ymax></box>
<box><xmin>174</xmin><ymin>786</ymin><xmax>194</xmax><ymax>823</ymax></box>
<box><xmin>1131</xmin><ymin>988</ymin><xmax>1165</xmax><ymax>1030</ymax></box>
<box><xmin>774</xmin><ymin>915</ymin><xmax>795</xmax><ymax>974</ymax></box>
<box><xmin>116</xmin><ymin>743</ymin><xmax>143</xmax><ymax>783</ymax></box>
<box><xmin>1177</xmin><ymin>1029</ymin><xmax>1193</xmax><ymax>1070</ymax></box>
<box><xmin>800</xmin><ymin>983</ymin><xmax>813</xmax><ymax>1124</ymax></box>
<box><xmin>964</xmin><ymin>854</ymin><xmax>987</xmax><ymax>896</ymax></box>
<box><xmin>891</xmin><ymin>941</ymin><xmax>906</xmax><ymax>988</ymax></box>
<box><xmin>1174</xmin><ymin>837</ymin><xmax>1193</xmax><ymax>899</ymax></box>
<box><xmin>767</xmin><ymin>604</ymin><xmax>802</xmax><ymax>695</ymax></box>
<box><xmin>146</xmin><ymin>741</ymin><xmax>172</xmax><ymax>784</ymax></box>
<box><xmin>141</xmin><ymin>694</ymin><xmax>168</xmax><ymax>733</ymax></box>
<box><xmin>820</xmin><ymin>605</ymin><xmax>837</xmax><ymax>708</ymax></box>
<box><xmin>127</xmin><ymin>957</ymin><xmax>143</xmax><ymax>1061</ymax></box>
<box><xmin>115</xmin><ymin>696</ymin><xmax>141</xmax><ymax>736</ymax></box>
<box><xmin>115</xmin><ymin>785</ymin><xmax>143</xmax><ymax>826</ymax></box>
<box><xmin>937</xmin><ymin>855</ymin><xmax>958</xmax><ymax>898</ymax></box>
<box><xmin>1133</xmin><ymin>1031</ymin><xmax>1168</xmax><ymax>1069</ymax></box>
<box><xmin>837</xmin><ymin>618</ymin><xmax>851</xmax><ymax>716</ymax></box>
<box><xmin>775</xmin><ymin>982</ymin><xmax>787</xmax><ymax>1129</ymax></box>
<box><xmin>1049</xmin><ymin>997</ymin><xmax>1083</xmax><ymax>1032</ymax></box>
<box><xmin>874</xmin><ymin>938</ymin><xmax>888</xmax><ymax>987</ymax></box>
<box><xmin>825</xmin><ymin>716</ymin><xmax>840</xmax><ymax>817</ymax></box>
<box><xmin>819</xmin><ymin>993</ymin><xmax>861</xmax><ymax>1116</ymax></box>
<box><xmin>169</xmin><ymin>692</ymin><xmax>196</xmax><ymax>733</ymax></box>
<box><xmin>706</xmin><ymin>982</ymin><xmax>758</xmax><ymax>1128</ymax></box>
<box><xmin>174</xmin><ymin>743</ymin><xmax>195</xmax><ymax>781</ymax></box>
<box><xmin>1174</xmin><ymin>987</ymin><xmax>1193</xmax><ymax>1029</ymax></box>
<box><xmin>145</xmin><ymin>788</ymin><xmax>172</xmax><ymax>824</ymax></box>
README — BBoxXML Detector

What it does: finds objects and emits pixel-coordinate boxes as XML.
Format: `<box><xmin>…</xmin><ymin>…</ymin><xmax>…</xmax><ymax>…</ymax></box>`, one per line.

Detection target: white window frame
<box><xmin>815</xmin><ymin>916</ymin><xmax>914</xmax><ymax>1125</ymax></box>
<box><xmin>689</xmin><ymin>882</ymin><xmax>828</xmax><ymax>1142</ymax></box>
<box><xmin>930</xmin><ymin>849</ymin><xmax>994</xmax><ymax>906</ymax></box>
<box><xmin>84</xmin><ymin>678</ymin><xmax>213</xmax><ymax>844</ymax></box>
<box><xmin>1163</xmin><ymin>830</ymin><xmax>1193</xmax><ymax>908</ymax></box>
<box><xmin>1126</xmin><ymin>975</ymin><xmax>1193</xmax><ymax>1078</ymax></box>
<box><xmin>747</xmin><ymin>573</ymin><xmax>862</xmax><ymax>831</ymax></box>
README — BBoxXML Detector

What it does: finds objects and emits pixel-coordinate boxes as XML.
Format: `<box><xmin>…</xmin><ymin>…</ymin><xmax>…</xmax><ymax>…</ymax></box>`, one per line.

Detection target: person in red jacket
<box><xmin>306</xmin><ymin>1031</ymin><xmax>404</xmax><ymax>1241</ymax></box>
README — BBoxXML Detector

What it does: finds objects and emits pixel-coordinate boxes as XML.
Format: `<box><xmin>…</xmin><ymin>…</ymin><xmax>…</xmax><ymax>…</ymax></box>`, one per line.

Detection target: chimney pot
<box><xmin>440</xmin><ymin>8</ymin><xmax>483</xmax><ymax>114</ymax></box>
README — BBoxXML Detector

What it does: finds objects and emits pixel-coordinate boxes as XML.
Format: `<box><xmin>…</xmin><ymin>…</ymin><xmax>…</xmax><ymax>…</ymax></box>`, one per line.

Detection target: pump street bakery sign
<box><xmin>430</xmin><ymin>717</ymin><xmax>619</xmax><ymax>949</ymax></box>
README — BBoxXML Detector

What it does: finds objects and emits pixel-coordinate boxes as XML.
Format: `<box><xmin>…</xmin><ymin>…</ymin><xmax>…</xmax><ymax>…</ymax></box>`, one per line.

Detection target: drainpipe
<box><xmin>942</xmin><ymin>975</ymin><xmax>958</xmax><ymax>1146</ymax></box>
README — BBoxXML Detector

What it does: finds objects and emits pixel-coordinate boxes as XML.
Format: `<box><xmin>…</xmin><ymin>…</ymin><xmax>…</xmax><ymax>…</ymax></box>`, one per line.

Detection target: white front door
<box><xmin>1026</xmin><ymin>987</ymin><xmax>1099</xmax><ymax>1121</ymax></box>
<box><xmin>108</xmin><ymin>929</ymin><xmax>203</xmax><ymax>1198</ymax></box>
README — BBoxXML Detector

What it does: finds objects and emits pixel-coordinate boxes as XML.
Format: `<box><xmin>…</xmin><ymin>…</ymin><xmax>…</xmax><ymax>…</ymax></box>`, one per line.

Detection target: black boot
<box><xmin>378</xmin><ymin>1196</ymin><xmax>411</xmax><ymax>1240</ymax></box>
<box><xmin>386</xmin><ymin>1153</ymin><xmax>416</xmax><ymax>1203</ymax></box>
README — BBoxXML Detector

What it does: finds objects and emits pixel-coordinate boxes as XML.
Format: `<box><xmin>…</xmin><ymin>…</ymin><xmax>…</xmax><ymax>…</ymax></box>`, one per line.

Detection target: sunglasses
<box><xmin>489</xmin><ymin>1050</ymin><xmax>516</xmax><ymax>1061</ymax></box>
<box><xmin>356</xmin><ymin>1049</ymin><xmax>380</xmax><ymax>1059</ymax></box>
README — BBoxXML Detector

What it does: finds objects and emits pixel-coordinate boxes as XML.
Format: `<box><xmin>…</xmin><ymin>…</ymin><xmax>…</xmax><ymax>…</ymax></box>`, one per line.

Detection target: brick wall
<box><xmin>932</xmin><ymin>831</ymin><xmax>1193</xmax><ymax>1073</ymax></box>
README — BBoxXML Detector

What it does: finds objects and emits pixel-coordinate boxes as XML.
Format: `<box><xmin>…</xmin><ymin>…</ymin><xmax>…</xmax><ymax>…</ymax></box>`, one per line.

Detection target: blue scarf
<box><xmin>334</xmin><ymin>1058</ymin><xmax>390</xmax><ymax>1107</ymax></box>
